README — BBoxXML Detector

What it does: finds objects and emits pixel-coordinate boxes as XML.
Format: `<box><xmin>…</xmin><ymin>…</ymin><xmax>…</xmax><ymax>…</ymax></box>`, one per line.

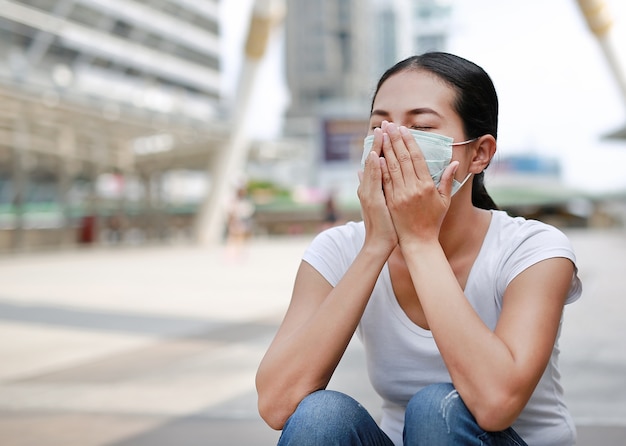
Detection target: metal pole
<box><xmin>11</xmin><ymin>116</ymin><xmax>28</xmax><ymax>251</ymax></box>
<box><xmin>575</xmin><ymin>0</ymin><xmax>626</xmax><ymax>110</ymax></box>
<box><xmin>57</xmin><ymin>124</ymin><xmax>76</xmax><ymax>246</ymax></box>
<box><xmin>195</xmin><ymin>0</ymin><xmax>285</xmax><ymax>245</ymax></box>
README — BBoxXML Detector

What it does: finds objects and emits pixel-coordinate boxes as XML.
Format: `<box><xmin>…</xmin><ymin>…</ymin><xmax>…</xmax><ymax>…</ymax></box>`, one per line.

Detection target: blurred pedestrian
<box><xmin>256</xmin><ymin>52</ymin><xmax>582</xmax><ymax>445</ymax></box>
<box><xmin>106</xmin><ymin>214</ymin><xmax>124</xmax><ymax>244</ymax></box>
<box><xmin>224</xmin><ymin>185</ymin><xmax>255</xmax><ymax>262</ymax></box>
<box><xmin>320</xmin><ymin>189</ymin><xmax>340</xmax><ymax>231</ymax></box>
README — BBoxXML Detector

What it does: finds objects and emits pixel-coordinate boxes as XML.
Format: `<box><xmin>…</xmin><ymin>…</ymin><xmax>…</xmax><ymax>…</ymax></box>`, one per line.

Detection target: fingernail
<box><xmin>399</xmin><ymin>126</ymin><xmax>409</xmax><ymax>135</ymax></box>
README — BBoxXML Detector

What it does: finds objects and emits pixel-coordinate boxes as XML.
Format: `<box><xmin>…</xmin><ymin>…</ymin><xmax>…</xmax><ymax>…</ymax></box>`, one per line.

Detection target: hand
<box><xmin>379</xmin><ymin>122</ymin><xmax>459</xmax><ymax>246</ymax></box>
<box><xmin>357</xmin><ymin>127</ymin><xmax>398</xmax><ymax>255</ymax></box>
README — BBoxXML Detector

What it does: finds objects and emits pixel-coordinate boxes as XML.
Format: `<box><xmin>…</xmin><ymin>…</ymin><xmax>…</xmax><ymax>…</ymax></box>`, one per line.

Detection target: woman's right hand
<box><xmin>357</xmin><ymin>127</ymin><xmax>398</xmax><ymax>255</ymax></box>
<box><xmin>257</xmin><ymin>128</ymin><xmax>397</xmax><ymax>429</ymax></box>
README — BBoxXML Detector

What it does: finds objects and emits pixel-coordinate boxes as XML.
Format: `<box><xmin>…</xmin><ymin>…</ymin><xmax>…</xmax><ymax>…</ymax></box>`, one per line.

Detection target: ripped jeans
<box><xmin>277</xmin><ymin>383</ymin><xmax>527</xmax><ymax>446</ymax></box>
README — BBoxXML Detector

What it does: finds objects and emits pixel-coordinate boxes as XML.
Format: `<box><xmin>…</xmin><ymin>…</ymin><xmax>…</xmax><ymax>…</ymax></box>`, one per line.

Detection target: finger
<box><xmin>398</xmin><ymin>126</ymin><xmax>431</xmax><ymax>181</ymax></box>
<box><xmin>380</xmin><ymin>155</ymin><xmax>393</xmax><ymax>196</ymax></box>
<box><xmin>381</xmin><ymin>131</ymin><xmax>405</xmax><ymax>187</ymax></box>
<box><xmin>438</xmin><ymin>160</ymin><xmax>460</xmax><ymax>198</ymax></box>
<box><xmin>385</xmin><ymin>123</ymin><xmax>414</xmax><ymax>179</ymax></box>
<box><xmin>371</xmin><ymin>127</ymin><xmax>384</xmax><ymax>156</ymax></box>
<box><xmin>363</xmin><ymin>150</ymin><xmax>382</xmax><ymax>190</ymax></box>
<box><xmin>358</xmin><ymin>151</ymin><xmax>377</xmax><ymax>202</ymax></box>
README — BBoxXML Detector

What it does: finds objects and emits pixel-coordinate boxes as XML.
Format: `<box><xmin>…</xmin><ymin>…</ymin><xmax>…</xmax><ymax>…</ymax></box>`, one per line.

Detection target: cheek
<box><xmin>451</xmin><ymin>147</ymin><xmax>470</xmax><ymax>162</ymax></box>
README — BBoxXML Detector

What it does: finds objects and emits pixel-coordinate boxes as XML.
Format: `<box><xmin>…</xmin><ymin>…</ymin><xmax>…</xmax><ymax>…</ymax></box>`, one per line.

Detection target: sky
<box><xmin>219</xmin><ymin>0</ymin><xmax>626</xmax><ymax>193</ymax></box>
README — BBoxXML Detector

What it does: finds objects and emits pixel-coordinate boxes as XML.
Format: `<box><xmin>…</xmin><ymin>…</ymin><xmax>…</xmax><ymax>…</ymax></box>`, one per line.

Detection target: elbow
<box><xmin>256</xmin><ymin>372</ymin><xmax>297</xmax><ymax>431</ymax></box>
<box><xmin>471</xmin><ymin>390</ymin><xmax>525</xmax><ymax>433</ymax></box>
<box><xmin>256</xmin><ymin>362</ymin><xmax>325</xmax><ymax>431</ymax></box>
<box><xmin>474</xmin><ymin>408</ymin><xmax>517</xmax><ymax>433</ymax></box>
<box><xmin>258</xmin><ymin>394</ymin><xmax>291</xmax><ymax>431</ymax></box>
<box><xmin>257</xmin><ymin>382</ymin><xmax>321</xmax><ymax>431</ymax></box>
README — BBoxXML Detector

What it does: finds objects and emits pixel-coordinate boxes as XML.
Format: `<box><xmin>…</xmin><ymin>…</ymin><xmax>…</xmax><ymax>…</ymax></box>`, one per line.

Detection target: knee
<box><xmin>404</xmin><ymin>383</ymin><xmax>476</xmax><ymax>442</ymax></box>
<box><xmin>279</xmin><ymin>390</ymin><xmax>368</xmax><ymax>445</ymax></box>
<box><xmin>405</xmin><ymin>383</ymin><xmax>459</xmax><ymax>425</ymax></box>
<box><xmin>294</xmin><ymin>390</ymin><xmax>362</xmax><ymax>422</ymax></box>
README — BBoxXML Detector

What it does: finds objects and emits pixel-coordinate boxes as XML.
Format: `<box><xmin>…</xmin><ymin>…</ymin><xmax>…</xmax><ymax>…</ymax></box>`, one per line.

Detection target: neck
<box><xmin>439</xmin><ymin>193</ymin><xmax>490</xmax><ymax>258</ymax></box>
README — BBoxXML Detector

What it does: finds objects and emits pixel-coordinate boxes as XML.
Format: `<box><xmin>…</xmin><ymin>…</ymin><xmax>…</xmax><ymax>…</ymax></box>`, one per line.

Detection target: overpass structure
<box><xmin>576</xmin><ymin>0</ymin><xmax>626</xmax><ymax>139</ymax></box>
<box><xmin>0</xmin><ymin>0</ymin><xmax>232</xmax><ymax>251</ymax></box>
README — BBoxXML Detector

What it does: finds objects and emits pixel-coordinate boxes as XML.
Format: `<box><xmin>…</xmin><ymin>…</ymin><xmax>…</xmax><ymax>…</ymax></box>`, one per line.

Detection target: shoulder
<box><xmin>489</xmin><ymin>211</ymin><xmax>582</xmax><ymax>303</ymax></box>
<box><xmin>312</xmin><ymin>220</ymin><xmax>365</xmax><ymax>244</ymax></box>
<box><xmin>302</xmin><ymin>221</ymin><xmax>365</xmax><ymax>286</ymax></box>
<box><xmin>491</xmin><ymin>210</ymin><xmax>574</xmax><ymax>253</ymax></box>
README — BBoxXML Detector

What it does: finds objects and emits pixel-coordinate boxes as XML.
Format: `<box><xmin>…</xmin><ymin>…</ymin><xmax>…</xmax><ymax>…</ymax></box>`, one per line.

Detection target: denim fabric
<box><xmin>277</xmin><ymin>390</ymin><xmax>394</xmax><ymax>446</ymax></box>
<box><xmin>277</xmin><ymin>384</ymin><xmax>527</xmax><ymax>446</ymax></box>
<box><xmin>403</xmin><ymin>383</ymin><xmax>527</xmax><ymax>446</ymax></box>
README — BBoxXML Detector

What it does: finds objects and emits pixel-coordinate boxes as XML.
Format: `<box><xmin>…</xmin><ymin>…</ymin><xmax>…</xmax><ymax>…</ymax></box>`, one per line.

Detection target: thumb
<box><xmin>439</xmin><ymin>161</ymin><xmax>460</xmax><ymax>197</ymax></box>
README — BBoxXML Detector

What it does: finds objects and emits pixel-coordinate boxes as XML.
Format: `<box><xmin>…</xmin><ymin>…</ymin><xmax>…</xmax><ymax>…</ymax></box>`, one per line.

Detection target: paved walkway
<box><xmin>0</xmin><ymin>228</ymin><xmax>625</xmax><ymax>445</ymax></box>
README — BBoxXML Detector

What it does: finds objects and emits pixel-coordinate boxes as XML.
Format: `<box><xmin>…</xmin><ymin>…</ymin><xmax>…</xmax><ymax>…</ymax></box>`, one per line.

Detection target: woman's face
<box><xmin>368</xmin><ymin>69</ymin><xmax>467</xmax><ymax>144</ymax></box>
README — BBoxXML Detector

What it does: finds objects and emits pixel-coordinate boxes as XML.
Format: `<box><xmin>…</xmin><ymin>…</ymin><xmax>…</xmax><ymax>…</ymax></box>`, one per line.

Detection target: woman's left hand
<box><xmin>379</xmin><ymin>121</ymin><xmax>459</xmax><ymax>246</ymax></box>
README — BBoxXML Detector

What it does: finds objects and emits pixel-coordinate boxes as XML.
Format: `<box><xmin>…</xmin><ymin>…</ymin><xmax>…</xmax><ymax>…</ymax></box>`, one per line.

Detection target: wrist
<box><xmin>398</xmin><ymin>236</ymin><xmax>441</xmax><ymax>257</ymax></box>
<box><xmin>361</xmin><ymin>238</ymin><xmax>396</xmax><ymax>260</ymax></box>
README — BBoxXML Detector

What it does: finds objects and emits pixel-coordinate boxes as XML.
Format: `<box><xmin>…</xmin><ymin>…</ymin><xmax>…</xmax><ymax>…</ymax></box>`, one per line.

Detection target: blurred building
<box><xmin>0</xmin><ymin>0</ymin><xmax>231</xmax><ymax>250</ymax></box>
<box><xmin>250</xmin><ymin>0</ymin><xmax>612</xmax><ymax>233</ymax></box>
<box><xmin>284</xmin><ymin>0</ymin><xmax>452</xmax><ymax>126</ymax></box>
<box><xmin>278</xmin><ymin>0</ymin><xmax>453</xmax><ymax>199</ymax></box>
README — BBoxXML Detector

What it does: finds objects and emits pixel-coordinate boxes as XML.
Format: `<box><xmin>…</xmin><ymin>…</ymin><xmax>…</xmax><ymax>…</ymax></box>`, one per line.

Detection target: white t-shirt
<box><xmin>302</xmin><ymin>210</ymin><xmax>582</xmax><ymax>446</ymax></box>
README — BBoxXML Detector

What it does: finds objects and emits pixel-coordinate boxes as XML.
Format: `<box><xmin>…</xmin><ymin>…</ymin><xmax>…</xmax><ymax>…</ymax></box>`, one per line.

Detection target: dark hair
<box><xmin>372</xmin><ymin>52</ymin><xmax>499</xmax><ymax>210</ymax></box>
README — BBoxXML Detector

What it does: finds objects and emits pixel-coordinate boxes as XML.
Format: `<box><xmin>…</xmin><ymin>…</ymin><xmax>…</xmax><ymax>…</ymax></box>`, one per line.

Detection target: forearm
<box><xmin>256</xmin><ymin>243</ymin><xmax>391</xmax><ymax>429</ymax></box>
<box><xmin>400</xmin><ymin>240</ymin><xmax>525</xmax><ymax>429</ymax></box>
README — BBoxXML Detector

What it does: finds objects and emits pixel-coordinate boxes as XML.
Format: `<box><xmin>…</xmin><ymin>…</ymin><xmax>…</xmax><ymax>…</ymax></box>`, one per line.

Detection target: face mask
<box><xmin>361</xmin><ymin>129</ymin><xmax>475</xmax><ymax>196</ymax></box>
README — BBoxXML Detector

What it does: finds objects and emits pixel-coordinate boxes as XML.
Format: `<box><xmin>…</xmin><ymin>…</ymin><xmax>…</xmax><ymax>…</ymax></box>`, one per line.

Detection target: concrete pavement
<box><xmin>0</xmin><ymin>228</ymin><xmax>625</xmax><ymax>445</ymax></box>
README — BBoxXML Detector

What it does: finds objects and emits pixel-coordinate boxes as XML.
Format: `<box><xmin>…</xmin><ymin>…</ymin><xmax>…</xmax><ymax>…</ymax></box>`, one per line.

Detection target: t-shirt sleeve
<box><xmin>499</xmin><ymin>222</ymin><xmax>582</xmax><ymax>305</ymax></box>
<box><xmin>302</xmin><ymin>222</ymin><xmax>363</xmax><ymax>287</ymax></box>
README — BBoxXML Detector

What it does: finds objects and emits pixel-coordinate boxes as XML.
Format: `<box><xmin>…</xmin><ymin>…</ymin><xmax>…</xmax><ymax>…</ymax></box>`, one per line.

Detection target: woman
<box><xmin>256</xmin><ymin>52</ymin><xmax>582</xmax><ymax>446</ymax></box>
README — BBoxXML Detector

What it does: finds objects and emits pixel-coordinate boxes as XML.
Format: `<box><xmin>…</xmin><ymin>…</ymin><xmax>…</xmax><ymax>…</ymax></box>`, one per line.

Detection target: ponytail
<box><xmin>471</xmin><ymin>172</ymin><xmax>498</xmax><ymax>210</ymax></box>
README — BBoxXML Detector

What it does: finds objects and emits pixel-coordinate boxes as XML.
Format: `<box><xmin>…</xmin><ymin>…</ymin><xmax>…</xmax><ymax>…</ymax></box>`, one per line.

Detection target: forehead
<box><xmin>372</xmin><ymin>69</ymin><xmax>457</xmax><ymax>117</ymax></box>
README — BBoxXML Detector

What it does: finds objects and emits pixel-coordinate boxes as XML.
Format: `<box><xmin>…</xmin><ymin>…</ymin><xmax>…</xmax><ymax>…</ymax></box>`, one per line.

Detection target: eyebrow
<box><xmin>370</xmin><ymin>107</ymin><xmax>443</xmax><ymax>119</ymax></box>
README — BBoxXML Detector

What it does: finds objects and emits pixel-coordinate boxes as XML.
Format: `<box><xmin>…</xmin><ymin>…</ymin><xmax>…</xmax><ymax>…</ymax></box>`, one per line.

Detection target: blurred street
<box><xmin>0</xmin><ymin>228</ymin><xmax>625</xmax><ymax>445</ymax></box>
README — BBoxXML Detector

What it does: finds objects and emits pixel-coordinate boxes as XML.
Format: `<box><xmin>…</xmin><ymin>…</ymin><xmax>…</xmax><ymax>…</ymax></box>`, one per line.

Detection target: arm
<box><xmin>256</xmin><ymin>139</ymin><xmax>397</xmax><ymax>430</ymax></box>
<box><xmin>401</xmin><ymin>241</ymin><xmax>573</xmax><ymax>431</ymax></box>
<box><xmin>256</xmin><ymin>246</ymin><xmax>390</xmax><ymax>430</ymax></box>
<box><xmin>379</xmin><ymin>122</ymin><xmax>574</xmax><ymax>430</ymax></box>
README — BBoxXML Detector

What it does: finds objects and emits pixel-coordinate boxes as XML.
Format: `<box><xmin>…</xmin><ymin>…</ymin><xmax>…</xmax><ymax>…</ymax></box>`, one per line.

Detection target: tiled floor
<box><xmin>0</xmin><ymin>230</ymin><xmax>625</xmax><ymax>445</ymax></box>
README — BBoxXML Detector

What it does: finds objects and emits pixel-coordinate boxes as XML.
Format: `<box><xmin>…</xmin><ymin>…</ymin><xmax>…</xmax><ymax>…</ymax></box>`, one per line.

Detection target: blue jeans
<box><xmin>277</xmin><ymin>383</ymin><xmax>528</xmax><ymax>445</ymax></box>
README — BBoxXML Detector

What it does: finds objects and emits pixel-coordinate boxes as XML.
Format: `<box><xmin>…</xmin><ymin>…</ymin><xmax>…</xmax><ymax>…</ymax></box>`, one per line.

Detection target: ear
<box><xmin>469</xmin><ymin>134</ymin><xmax>496</xmax><ymax>174</ymax></box>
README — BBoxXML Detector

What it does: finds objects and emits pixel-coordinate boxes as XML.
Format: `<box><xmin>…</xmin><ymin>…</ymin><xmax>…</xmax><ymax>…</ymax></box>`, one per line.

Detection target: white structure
<box><xmin>0</xmin><ymin>0</ymin><xmax>227</xmax><ymax>250</ymax></box>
